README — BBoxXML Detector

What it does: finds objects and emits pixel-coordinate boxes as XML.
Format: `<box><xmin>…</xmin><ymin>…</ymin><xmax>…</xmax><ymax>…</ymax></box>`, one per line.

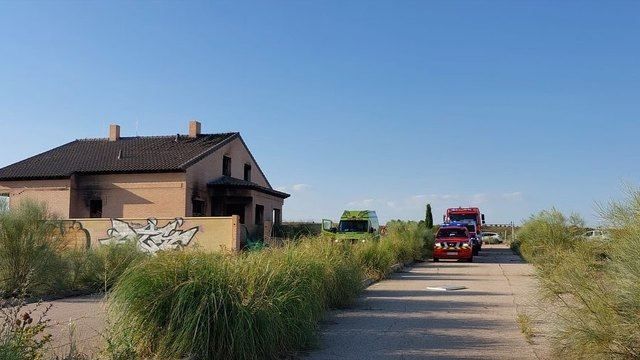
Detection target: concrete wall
<box><xmin>70</xmin><ymin>173</ymin><xmax>187</xmax><ymax>218</ymax></box>
<box><xmin>0</xmin><ymin>179</ymin><xmax>72</xmax><ymax>218</ymax></box>
<box><xmin>61</xmin><ymin>216</ymin><xmax>242</xmax><ymax>253</ymax></box>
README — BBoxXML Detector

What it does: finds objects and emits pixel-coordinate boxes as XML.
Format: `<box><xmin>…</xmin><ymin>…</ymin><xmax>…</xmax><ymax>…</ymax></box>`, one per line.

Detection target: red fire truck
<box><xmin>444</xmin><ymin>207</ymin><xmax>485</xmax><ymax>231</ymax></box>
<box><xmin>444</xmin><ymin>207</ymin><xmax>485</xmax><ymax>251</ymax></box>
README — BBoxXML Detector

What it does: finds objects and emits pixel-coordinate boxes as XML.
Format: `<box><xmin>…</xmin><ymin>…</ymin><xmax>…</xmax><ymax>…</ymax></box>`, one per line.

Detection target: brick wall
<box><xmin>0</xmin><ymin>179</ymin><xmax>72</xmax><ymax>218</ymax></box>
<box><xmin>62</xmin><ymin>215</ymin><xmax>242</xmax><ymax>252</ymax></box>
<box><xmin>70</xmin><ymin>173</ymin><xmax>187</xmax><ymax>218</ymax></box>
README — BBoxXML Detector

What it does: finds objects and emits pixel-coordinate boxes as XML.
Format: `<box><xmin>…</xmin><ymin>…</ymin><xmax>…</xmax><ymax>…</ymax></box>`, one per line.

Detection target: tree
<box><xmin>425</xmin><ymin>204</ymin><xmax>434</xmax><ymax>229</ymax></box>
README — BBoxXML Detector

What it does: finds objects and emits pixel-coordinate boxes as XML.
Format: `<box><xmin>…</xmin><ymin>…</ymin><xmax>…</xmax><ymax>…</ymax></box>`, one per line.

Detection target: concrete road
<box><xmin>46</xmin><ymin>294</ymin><xmax>106</xmax><ymax>357</ymax></box>
<box><xmin>307</xmin><ymin>244</ymin><xmax>550</xmax><ymax>360</ymax></box>
<box><xmin>18</xmin><ymin>294</ymin><xmax>107</xmax><ymax>358</ymax></box>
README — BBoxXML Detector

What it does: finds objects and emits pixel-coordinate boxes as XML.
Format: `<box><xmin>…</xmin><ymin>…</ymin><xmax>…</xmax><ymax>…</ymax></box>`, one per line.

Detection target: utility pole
<box><xmin>510</xmin><ymin>221</ymin><xmax>515</xmax><ymax>242</ymax></box>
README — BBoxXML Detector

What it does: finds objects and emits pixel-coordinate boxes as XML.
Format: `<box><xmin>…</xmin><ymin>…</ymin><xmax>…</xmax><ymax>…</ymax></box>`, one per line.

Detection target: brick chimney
<box><xmin>189</xmin><ymin>120</ymin><xmax>201</xmax><ymax>138</ymax></box>
<box><xmin>109</xmin><ymin>124</ymin><xmax>121</xmax><ymax>141</ymax></box>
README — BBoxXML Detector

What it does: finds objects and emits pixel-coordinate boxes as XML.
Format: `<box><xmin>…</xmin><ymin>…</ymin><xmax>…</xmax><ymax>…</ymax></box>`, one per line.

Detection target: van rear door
<box><xmin>322</xmin><ymin>219</ymin><xmax>334</xmax><ymax>232</ymax></box>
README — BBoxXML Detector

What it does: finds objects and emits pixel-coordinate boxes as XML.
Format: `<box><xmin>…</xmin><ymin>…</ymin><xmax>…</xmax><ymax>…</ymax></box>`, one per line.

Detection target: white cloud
<box><xmin>347</xmin><ymin>198</ymin><xmax>376</xmax><ymax>207</ymax></box>
<box><xmin>501</xmin><ymin>192</ymin><xmax>523</xmax><ymax>201</ymax></box>
<box><xmin>292</xmin><ymin>183</ymin><xmax>312</xmax><ymax>192</ymax></box>
<box><xmin>276</xmin><ymin>183</ymin><xmax>312</xmax><ymax>193</ymax></box>
<box><xmin>471</xmin><ymin>193</ymin><xmax>488</xmax><ymax>205</ymax></box>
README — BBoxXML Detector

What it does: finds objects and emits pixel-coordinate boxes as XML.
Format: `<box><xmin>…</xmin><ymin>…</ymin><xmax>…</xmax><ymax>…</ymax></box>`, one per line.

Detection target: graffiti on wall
<box><xmin>99</xmin><ymin>218</ymin><xmax>199</xmax><ymax>253</ymax></box>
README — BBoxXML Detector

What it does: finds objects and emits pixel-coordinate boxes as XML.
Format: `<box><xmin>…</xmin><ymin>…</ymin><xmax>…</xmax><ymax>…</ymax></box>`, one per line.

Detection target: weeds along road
<box><xmin>306</xmin><ymin>244</ymin><xmax>550</xmax><ymax>360</ymax></box>
<box><xmin>38</xmin><ymin>245</ymin><xmax>549</xmax><ymax>359</ymax></box>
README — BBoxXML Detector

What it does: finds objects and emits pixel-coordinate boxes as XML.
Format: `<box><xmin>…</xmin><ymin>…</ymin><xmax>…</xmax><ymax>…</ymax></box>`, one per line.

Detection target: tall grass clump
<box><xmin>522</xmin><ymin>189</ymin><xmax>640</xmax><ymax>359</ymax></box>
<box><xmin>513</xmin><ymin>208</ymin><xmax>584</xmax><ymax>264</ymax></box>
<box><xmin>106</xmin><ymin>221</ymin><xmax>429</xmax><ymax>359</ymax></box>
<box><xmin>353</xmin><ymin>221</ymin><xmax>429</xmax><ymax>280</ymax></box>
<box><xmin>353</xmin><ymin>237</ymin><xmax>397</xmax><ymax>280</ymax></box>
<box><xmin>107</xmin><ymin>251</ymin><xmax>240</xmax><ymax>359</ymax></box>
<box><xmin>63</xmin><ymin>241</ymin><xmax>147</xmax><ymax>293</ymax></box>
<box><xmin>107</xmin><ymin>237</ymin><xmax>364</xmax><ymax>359</ymax></box>
<box><xmin>0</xmin><ymin>201</ymin><xmax>67</xmax><ymax>295</ymax></box>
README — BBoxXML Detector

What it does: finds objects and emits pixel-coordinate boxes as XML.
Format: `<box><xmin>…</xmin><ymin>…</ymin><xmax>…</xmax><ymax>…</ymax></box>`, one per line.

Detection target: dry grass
<box><xmin>518</xmin><ymin>188</ymin><xmax>640</xmax><ymax>359</ymax></box>
<box><xmin>105</xmin><ymin>221</ymin><xmax>428</xmax><ymax>359</ymax></box>
<box><xmin>516</xmin><ymin>313</ymin><xmax>535</xmax><ymax>345</ymax></box>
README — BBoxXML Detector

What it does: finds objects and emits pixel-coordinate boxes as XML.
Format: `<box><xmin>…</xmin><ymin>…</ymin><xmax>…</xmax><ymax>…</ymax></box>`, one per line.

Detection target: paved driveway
<box><xmin>307</xmin><ymin>245</ymin><xmax>549</xmax><ymax>360</ymax></box>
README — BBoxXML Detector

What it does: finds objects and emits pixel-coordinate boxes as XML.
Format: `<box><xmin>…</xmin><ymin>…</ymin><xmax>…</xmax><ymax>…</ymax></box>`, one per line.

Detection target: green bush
<box><xmin>0</xmin><ymin>201</ymin><xmax>146</xmax><ymax>297</ymax></box>
<box><xmin>0</xmin><ymin>201</ymin><xmax>67</xmax><ymax>295</ymax></box>
<box><xmin>63</xmin><ymin>241</ymin><xmax>147</xmax><ymax>293</ymax></box>
<box><xmin>107</xmin><ymin>237</ymin><xmax>364</xmax><ymax>359</ymax></box>
<box><xmin>105</xmin><ymin>220</ymin><xmax>428</xmax><ymax>359</ymax></box>
<box><xmin>521</xmin><ymin>191</ymin><xmax>640</xmax><ymax>359</ymax></box>
<box><xmin>353</xmin><ymin>238</ymin><xmax>396</xmax><ymax>280</ymax></box>
<box><xmin>272</xmin><ymin>222</ymin><xmax>322</xmax><ymax>239</ymax></box>
<box><xmin>514</xmin><ymin>209</ymin><xmax>584</xmax><ymax>264</ymax></box>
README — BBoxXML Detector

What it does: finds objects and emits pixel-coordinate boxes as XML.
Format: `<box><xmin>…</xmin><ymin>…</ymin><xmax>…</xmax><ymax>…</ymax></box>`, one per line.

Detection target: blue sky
<box><xmin>1</xmin><ymin>1</ymin><xmax>638</xmax><ymax>225</ymax></box>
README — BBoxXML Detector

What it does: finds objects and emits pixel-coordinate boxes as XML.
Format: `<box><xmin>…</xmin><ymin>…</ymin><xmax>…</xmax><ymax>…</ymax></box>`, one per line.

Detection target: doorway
<box><xmin>224</xmin><ymin>203</ymin><xmax>246</xmax><ymax>224</ymax></box>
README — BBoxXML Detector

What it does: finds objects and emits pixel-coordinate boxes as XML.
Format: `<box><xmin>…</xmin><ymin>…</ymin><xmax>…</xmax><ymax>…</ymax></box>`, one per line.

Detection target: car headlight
<box><xmin>461</xmin><ymin>243</ymin><xmax>469</xmax><ymax>248</ymax></box>
<box><xmin>435</xmin><ymin>242</ymin><xmax>442</xmax><ymax>248</ymax></box>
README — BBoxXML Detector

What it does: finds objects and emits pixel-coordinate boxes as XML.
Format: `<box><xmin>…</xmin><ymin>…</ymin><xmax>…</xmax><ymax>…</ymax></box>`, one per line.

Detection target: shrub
<box><xmin>272</xmin><ymin>222</ymin><xmax>322</xmax><ymax>239</ymax></box>
<box><xmin>107</xmin><ymin>237</ymin><xmax>364</xmax><ymax>360</ymax></box>
<box><xmin>353</xmin><ymin>238</ymin><xmax>396</xmax><ymax>280</ymax></box>
<box><xmin>77</xmin><ymin>241</ymin><xmax>146</xmax><ymax>292</ymax></box>
<box><xmin>106</xmin><ymin>221</ymin><xmax>427</xmax><ymax>359</ymax></box>
<box><xmin>0</xmin><ymin>201</ymin><xmax>145</xmax><ymax>297</ymax></box>
<box><xmin>0</xmin><ymin>286</ymin><xmax>53</xmax><ymax>360</ymax></box>
<box><xmin>0</xmin><ymin>201</ymin><xmax>67</xmax><ymax>295</ymax></box>
<box><xmin>523</xmin><ymin>190</ymin><xmax>640</xmax><ymax>359</ymax></box>
<box><xmin>514</xmin><ymin>209</ymin><xmax>584</xmax><ymax>264</ymax></box>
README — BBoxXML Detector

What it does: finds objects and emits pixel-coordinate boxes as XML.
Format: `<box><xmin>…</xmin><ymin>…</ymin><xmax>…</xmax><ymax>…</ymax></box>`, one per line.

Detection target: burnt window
<box><xmin>273</xmin><ymin>208</ymin><xmax>282</xmax><ymax>226</ymax></box>
<box><xmin>192</xmin><ymin>199</ymin><xmax>205</xmax><ymax>217</ymax></box>
<box><xmin>225</xmin><ymin>204</ymin><xmax>245</xmax><ymax>224</ymax></box>
<box><xmin>0</xmin><ymin>193</ymin><xmax>9</xmax><ymax>211</ymax></box>
<box><xmin>255</xmin><ymin>204</ymin><xmax>264</xmax><ymax>225</ymax></box>
<box><xmin>223</xmin><ymin>156</ymin><xmax>232</xmax><ymax>177</ymax></box>
<box><xmin>89</xmin><ymin>199</ymin><xmax>103</xmax><ymax>218</ymax></box>
<box><xmin>244</xmin><ymin>164</ymin><xmax>252</xmax><ymax>182</ymax></box>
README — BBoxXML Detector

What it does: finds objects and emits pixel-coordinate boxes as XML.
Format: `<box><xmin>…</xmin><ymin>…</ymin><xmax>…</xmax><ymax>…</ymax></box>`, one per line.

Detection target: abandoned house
<box><xmin>0</xmin><ymin>121</ymin><xmax>289</xmax><ymax>237</ymax></box>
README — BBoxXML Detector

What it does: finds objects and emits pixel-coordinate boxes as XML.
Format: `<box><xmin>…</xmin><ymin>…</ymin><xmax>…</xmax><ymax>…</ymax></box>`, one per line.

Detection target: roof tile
<box><xmin>0</xmin><ymin>133</ymin><xmax>238</xmax><ymax>180</ymax></box>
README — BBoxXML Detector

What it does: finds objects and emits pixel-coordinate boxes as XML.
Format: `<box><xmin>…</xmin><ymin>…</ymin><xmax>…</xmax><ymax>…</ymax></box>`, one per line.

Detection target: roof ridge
<box><xmin>0</xmin><ymin>132</ymin><xmax>242</xmax><ymax>180</ymax></box>
<box><xmin>178</xmin><ymin>132</ymin><xmax>240</xmax><ymax>169</ymax></box>
<box><xmin>0</xmin><ymin>139</ymin><xmax>79</xmax><ymax>171</ymax></box>
<box><xmin>76</xmin><ymin>132</ymin><xmax>238</xmax><ymax>141</ymax></box>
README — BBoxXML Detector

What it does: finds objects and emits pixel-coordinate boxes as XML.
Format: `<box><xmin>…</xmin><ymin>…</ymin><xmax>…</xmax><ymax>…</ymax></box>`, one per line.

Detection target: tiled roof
<box><xmin>208</xmin><ymin>176</ymin><xmax>290</xmax><ymax>199</ymax></box>
<box><xmin>0</xmin><ymin>133</ymin><xmax>238</xmax><ymax>180</ymax></box>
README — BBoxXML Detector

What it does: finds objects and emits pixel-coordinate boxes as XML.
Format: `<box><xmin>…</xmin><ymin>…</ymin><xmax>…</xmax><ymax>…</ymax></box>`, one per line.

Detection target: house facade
<box><xmin>0</xmin><ymin>121</ymin><xmax>289</xmax><ymax>238</ymax></box>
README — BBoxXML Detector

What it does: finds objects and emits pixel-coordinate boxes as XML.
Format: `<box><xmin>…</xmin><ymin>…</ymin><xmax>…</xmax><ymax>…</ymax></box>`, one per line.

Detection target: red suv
<box><xmin>433</xmin><ymin>225</ymin><xmax>474</xmax><ymax>262</ymax></box>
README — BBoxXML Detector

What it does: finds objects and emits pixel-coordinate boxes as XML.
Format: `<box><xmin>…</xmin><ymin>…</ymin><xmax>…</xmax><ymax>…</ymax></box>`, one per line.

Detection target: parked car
<box><xmin>482</xmin><ymin>232</ymin><xmax>503</xmax><ymax>244</ymax></box>
<box><xmin>582</xmin><ymin>229</ymin><xmax>610</xmax><ymax>241</ymax></box>
<box><xmin>433</xmin><ymin>225</ymin><xmax>474</xmax><ymax>262</ymax></box>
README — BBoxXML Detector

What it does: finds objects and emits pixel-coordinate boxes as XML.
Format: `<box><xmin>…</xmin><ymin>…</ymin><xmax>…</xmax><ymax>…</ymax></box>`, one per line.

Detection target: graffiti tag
<box><xmin>99</xmin><ymin>218</ymin><xmax>198</xmax><ymax>253</ymax></box>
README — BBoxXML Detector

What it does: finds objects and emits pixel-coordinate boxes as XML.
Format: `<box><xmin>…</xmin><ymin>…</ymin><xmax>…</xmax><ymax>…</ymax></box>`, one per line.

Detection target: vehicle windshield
<box><xmin>449</xmin><ymin>213</ymin><xmax>477</xmax><ymax>222</ymax></box>
<box><xmin>465</xmin><ymin>225</ymin><xmax>476</xmax><ymax>233</ymax></box>
<box><xmin>338</xmin><ymin>220</ymin><xmax>369</xmax><ymax>233</ymax></box>
<box><xmin>437</xmin><ymin>228</ymin><xmax>467</xmax><ymax>238</ymax></box>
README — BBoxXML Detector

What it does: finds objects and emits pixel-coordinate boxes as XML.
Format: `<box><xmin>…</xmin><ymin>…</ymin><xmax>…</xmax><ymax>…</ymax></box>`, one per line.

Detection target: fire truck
<box><xmin>444</xmin><ymin>207</ymin><xmax>486</xmax><ymax>252</ymax></box>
